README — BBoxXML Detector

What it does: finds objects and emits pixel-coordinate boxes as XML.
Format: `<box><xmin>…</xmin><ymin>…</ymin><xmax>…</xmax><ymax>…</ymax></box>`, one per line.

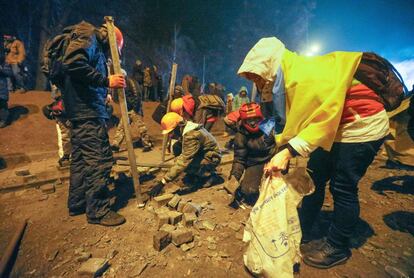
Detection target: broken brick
<box><xmin>41</xmin><ymin>184</ymin><xmax>55</xmax><ymax>194</ymax></box>
<box><xmin>159</xmin><ymin>224</ymin><xmax>176</xmax><ymax>234</ymax></box>
<box><xmin>153</xmin><ymin>231</ymin><xmax>171</xmax><ymax>251</ymax></box>
<box><xmin>153</xmin><ymin>193</ymin><xmax>174</xmax><ymax>207</ymax></box>
<box><xmin>168</xmin><ymin>211</ymin><xmax>183</xmax><ymax>225</ymax></box>
<box><xmin>156</xmin><ymin>213</ymin><xmax>170</xmax><ymax>229</ymax></box>
<box><xmin>78</xmin><ymin>258</ymin><xmax>109</xmax><ymax>277</ymax></box>
<box><xmin>171</xmin><ymin>229</ymin><xmax>194</xmax><ymax>246</ymax></box>
<box><xmin>177</xmin><ymin>201</ymin><xmax>187</xmax><ymax>212</ymax></box>
<box><xmin>202</xmin><ymin>220</ymin><xmax>216</xmax><ymax>231</ymax></box>
<box><xmin>182</xmin><ymin>212</ymin><xmax>197</xmax><ymax>227</ymax></box>
<box><xmin>15</xmin><ymin>169</ymin><xmax>30</xmax><ymax>176</ymax></box>
<box><xmin>182</xmin><ymin>202</ymin><xmax>202</xmax><ymax>216</ymax></box>
<box><xmin>167</xmin><ymin>194</ymin><xmax>181</xmax><ymax>209</ymax></box>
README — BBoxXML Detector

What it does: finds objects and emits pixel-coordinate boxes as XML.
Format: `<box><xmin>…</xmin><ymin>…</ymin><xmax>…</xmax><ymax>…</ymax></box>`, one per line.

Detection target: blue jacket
<box><xmin>0</xmin><ymin>63</ymin><xmax>12</xmax><ymax>101</ymax></box>
<box><xmin>62</xmin><ymin>21</ymin><xmax>109</xmax><ymax>120</ymax></box>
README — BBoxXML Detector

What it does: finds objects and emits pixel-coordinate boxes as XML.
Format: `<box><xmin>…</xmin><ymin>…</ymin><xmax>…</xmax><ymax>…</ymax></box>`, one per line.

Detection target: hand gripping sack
<box><xmin>243</xmin><ymin>173</ymin><xmax>310</xmax><ymax>278</ymax></box>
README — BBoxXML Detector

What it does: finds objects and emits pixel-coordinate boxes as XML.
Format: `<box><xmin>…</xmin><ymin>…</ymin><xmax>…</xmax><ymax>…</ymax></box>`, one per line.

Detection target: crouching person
<box><xmin>226</xmin><ymin>103</ymin><xmax>276</xmax><ymax>206</ymax></box>
<box><xmin>149</xmin><ymin>112</ymin><xmax>222</xmax><ymax>197</ymax></box>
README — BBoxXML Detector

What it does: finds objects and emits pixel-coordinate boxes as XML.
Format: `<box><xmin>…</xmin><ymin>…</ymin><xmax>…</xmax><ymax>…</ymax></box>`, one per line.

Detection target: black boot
<box><xmin>202</xmin><ymin>173</ymin><xmax>224</xmax><ymax>188</ymax></box>
<box><xmin>303</xmin><ymin>238</ymin><xmax>351</xmax><ymax>269</ymax></box>
<box><xmin>88</xmin><ymin>211</ymin><xmax>126</xmax><ymax>226</ymax></box>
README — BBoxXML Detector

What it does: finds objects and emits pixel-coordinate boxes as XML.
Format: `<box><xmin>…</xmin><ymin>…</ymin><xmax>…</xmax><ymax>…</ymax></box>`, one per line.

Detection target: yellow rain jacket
<box><xmin>238</xmin><ymin>37</ymin><xmax>363</xmax><ymax>151</ymax></box>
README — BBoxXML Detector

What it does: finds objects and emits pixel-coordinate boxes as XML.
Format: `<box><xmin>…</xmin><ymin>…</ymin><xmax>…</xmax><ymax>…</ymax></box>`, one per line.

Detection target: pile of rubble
<box><xmin>149</xmin><ymin>193</ymin><xmax>221</xmax><ymax>252</ymax></box>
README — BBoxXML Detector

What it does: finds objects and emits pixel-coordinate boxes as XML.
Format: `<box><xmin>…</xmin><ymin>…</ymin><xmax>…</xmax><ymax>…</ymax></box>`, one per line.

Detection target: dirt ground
<box><xmin>0</xmin><ymin>91</ymin><xmax>413</xmax><ymax>278</ymax></box>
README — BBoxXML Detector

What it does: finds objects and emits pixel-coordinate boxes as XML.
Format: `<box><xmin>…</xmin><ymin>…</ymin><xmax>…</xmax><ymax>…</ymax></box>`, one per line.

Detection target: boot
<box><xmin>88</xmin><ymin>211</ymin><xmax>126</xmax><ymax>226</ymax></box>
<box><xmin>0</xmin><ymin>121</ymin><xmax>7</xmax><ymax>128</ymax></box>
<box><xmin>303</xmin><ymin>238</ymin><xmax>351</xmax><ymax>269</ymax></box>
<box><xmin>203</xmin><ymin>173</ymin><xmax>224</xmax><ymax>188</ymax></box>
<box><xmin>69</xmin><ymin>207</ymin><xmax>85</xmax><ymax>216</ymax></box>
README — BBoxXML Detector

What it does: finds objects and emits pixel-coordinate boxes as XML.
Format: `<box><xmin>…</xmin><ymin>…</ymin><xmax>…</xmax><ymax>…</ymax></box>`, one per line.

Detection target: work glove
<box><xmin>148</xmin><ymin>180</ymin><xmax>165</xmax><ymax>198</ymax></box>
<box><xmin>108</xmin><ymin>74</ymin><xmax>126</xmax><ymax>88</ymax></box>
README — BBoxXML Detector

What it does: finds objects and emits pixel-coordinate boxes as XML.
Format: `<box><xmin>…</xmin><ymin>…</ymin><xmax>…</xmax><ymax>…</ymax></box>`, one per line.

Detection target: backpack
<box><xmin>355</xmin><ymin>52</ymin><xmax>409</xmax><ymax>111</ymax></box>
<box><xmin>197</xmin><ymin>95</ymin><xmax>225</xmax><ymax>112</ymax></box>
<box><xmin>41</xmin><ymin>24</ymin><xmax>77</xmax><ymax>87</ymax></box>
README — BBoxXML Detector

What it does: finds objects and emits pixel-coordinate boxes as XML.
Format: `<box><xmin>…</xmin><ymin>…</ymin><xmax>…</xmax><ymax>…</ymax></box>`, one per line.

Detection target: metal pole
<box><xmin>0</xmin><ymin>219</ymin><xmax>28</xmax><ymax>277</ymax></box>
<box><xmin>161</xmin><ymin>63</ymin><xmax>178</xmax><ymax>162</ymax></box>
<box><xmin>104</xmin><ymin>16</ymin><xmax>144</xmax><ymax>207</ymax></box>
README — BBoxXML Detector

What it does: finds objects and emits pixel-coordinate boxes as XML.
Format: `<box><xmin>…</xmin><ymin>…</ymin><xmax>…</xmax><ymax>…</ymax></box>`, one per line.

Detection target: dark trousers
<box><xmin>68</xmin><ymin>118</ymin><xmax>113</xmax><ymax>219</ymax></box>
<box><xmin>300</xmin><ymin>139</ymin><xmax>384</xmax><ymax>248</ymax></box>
<box><xmin>0</xmin><ymin>99</ymin><xmax>8</xmax><ymax>123</ymax></box>
<box><xmin>240</xmin><ymin>163</ymin><xmax>265</xmax><ymax>195</ymax></box>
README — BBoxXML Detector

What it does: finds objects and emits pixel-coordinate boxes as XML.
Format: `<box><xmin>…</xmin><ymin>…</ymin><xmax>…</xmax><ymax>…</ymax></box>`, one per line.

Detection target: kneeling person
<box><xmin>227</xmin><ymin>103</ymin><xmax>277</xmax><ymax>205</ymax></box>
<box><xmin>149</xmin><ymin>112</ymin><xmax>222</xmax><ymax>196</ymax></box>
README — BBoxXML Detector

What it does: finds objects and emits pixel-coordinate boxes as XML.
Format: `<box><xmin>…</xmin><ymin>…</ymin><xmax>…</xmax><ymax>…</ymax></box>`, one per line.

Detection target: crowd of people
<box><xmin>2</xmin><ymin>19</ymin><xmax>413</xmax><ymax>273</ymax></box>
<box><xmin>0</xmin><ymin>34</ymin><xmax>27</xmax><ymax>128</ymax></box>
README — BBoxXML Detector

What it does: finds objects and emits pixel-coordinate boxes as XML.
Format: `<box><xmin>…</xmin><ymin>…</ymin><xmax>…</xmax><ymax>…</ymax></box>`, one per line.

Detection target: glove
<box><xmin>148</xmin><ymin>180</ymin><xmax>165</xmax><ymax>198</ymax></box>
<box><xmin>108</xmin><ymin>74</ymin><xmax>126</xmax><ymax>88</ymax></box>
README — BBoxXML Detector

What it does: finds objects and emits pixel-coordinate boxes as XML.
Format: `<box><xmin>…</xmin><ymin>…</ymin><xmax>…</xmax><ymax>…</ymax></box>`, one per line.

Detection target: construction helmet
<box><xmin>170</xmin><ymin>98</ymin><xmax>184</xmax><ymax>114</ymax></box>
<box><xmin>161</xmin><ymin>112</ymin><xmax>183</xmax><ymax>134</ymax></box>
<box><xmin>239</xmin><ymin>103</ymin><xmax>264</xmax><ymax>133</ymax></box>
<box><xmin>182</xmin><ymin>95</ymin><xmax>196</xmax><ymax>117</ymax></box>
<box><xmin>114</xmin><ymin>26</ymin><xmax>124</xmax><ymax>53</ymax></box>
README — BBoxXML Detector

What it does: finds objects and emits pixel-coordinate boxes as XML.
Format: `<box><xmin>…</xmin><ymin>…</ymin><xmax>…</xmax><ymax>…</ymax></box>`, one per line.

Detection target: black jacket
<box><xmin>125</xmin><ymin>77</ymin><xmax>143</xmax><ymax>115</ymax></box>
<box><xmin>230</xmin><ymin>126</ymin><xmax>277</xmax><ymax>181</ymax></box>
<box><xmin>62</xmin><ymin>21</ymin><xmax>109</xmax><ymax>120</ymax></box>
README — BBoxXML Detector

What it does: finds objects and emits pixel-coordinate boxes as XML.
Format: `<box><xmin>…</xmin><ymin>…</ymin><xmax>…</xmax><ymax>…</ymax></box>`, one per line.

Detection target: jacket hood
<box><xmin>183</xmin><ymin>121</ymin><xmax>201</xmax><ymax>135</ymax></box>
<box><xmin>238</xmin><ymin>86</ymin><xmax>248</xmax><ymax>94</ymax></box>
<box><xmin>237</xmin><ymin>37</ymin><xmax>285</xmax><ymax>82</ymax></box>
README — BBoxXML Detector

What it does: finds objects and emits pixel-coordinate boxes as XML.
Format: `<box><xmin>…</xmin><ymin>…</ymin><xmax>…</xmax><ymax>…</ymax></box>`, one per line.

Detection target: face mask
<box><xmin>242</xmin><ymin>118</ymin><xmax>261</xmax><ymax>133</ymax></box>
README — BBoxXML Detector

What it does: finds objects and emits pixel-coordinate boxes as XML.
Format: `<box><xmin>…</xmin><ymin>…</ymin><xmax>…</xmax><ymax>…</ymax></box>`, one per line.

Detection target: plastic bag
<box><xmin>243</xmin><ymin>174</ymin><xmax>309</xmax><ymax>278</ymax></box>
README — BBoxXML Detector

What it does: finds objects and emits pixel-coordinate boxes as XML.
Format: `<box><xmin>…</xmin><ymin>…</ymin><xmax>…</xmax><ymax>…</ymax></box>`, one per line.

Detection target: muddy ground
<box><xmin>0</xmin><ymin>91</ymin><xmax>413</xmax><ymax>278</ymax></box>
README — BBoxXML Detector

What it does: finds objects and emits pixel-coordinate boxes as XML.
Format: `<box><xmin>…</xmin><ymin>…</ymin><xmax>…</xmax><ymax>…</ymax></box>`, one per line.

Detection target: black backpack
<box><xmin>355</xmin><ymin>52</ymin><xmax>409</xmax><ymax>111</ymax></box>
<box><xmin>41</xmin><ymin>24</ymin><xmax>77</xmax><ymax>87</ymax></box>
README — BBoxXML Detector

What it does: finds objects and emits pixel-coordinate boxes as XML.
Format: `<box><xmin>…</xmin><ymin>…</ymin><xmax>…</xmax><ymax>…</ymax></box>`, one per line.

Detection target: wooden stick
<box><xmin>161</xmin><ymin>63</ymin><xmax>178</xmax><ymax>162</ymax></box>
<box><xmin>0</xmin><ymin>219</ymin><xmax>28</xmax><ymax>278</ymax></box>
<box><xmin>104</xmin><ymin>16</ymin><xmax>143</xmax><ymax>207</ymax></box>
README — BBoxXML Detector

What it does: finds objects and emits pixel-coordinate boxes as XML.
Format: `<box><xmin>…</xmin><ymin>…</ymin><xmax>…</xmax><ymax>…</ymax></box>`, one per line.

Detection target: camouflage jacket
<box><xmin>164</xmin><ymin>121</ymin><xmax>221</xmax><ymax>182</ymax></box>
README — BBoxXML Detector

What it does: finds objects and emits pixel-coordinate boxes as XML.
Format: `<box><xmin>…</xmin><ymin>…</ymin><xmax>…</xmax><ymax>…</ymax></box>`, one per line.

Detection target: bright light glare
<box><xmin>302</xmin><ymin>42</ymin><xmax>321</xmax><ymax>57</ymax></box>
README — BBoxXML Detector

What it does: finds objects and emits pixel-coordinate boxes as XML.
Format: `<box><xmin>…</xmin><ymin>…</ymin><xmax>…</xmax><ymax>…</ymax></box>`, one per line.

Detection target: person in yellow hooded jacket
<box><xmin>238</xmin><ymin>37</ymin><xmax>390</xmax><ymax>269</ymax></box>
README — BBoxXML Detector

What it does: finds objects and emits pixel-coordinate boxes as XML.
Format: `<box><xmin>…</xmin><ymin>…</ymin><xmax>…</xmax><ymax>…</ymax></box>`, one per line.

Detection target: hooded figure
<box><xmin>238</xmin><ymin>37</ymin><xmax>389</xmax><ymax>269</ymax></box>
<box><xmin>232</xmin><ymin>86</ymin><xmax>250</xmax><ymax>111</ymax></box>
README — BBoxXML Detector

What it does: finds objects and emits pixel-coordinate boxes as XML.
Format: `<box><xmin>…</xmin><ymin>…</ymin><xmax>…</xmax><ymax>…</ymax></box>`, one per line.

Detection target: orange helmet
<box><xmin>114</xmin><ymin>26</ymin><xmax>124</xmax><ymax>53</ymax></box>
<box><xmin>182</xmin><ymin>95</ymin><xmax>196</xmax><ymax>117</ymax></box>
<box><xmin>161</xmin><ymin>112</ymin><xmax>183</xmax><ymax>134</ymax></box>
<box><xmin>170</xmin><ymin>98</ymin><xmax>184</xmax><ymax>115</ymax></box>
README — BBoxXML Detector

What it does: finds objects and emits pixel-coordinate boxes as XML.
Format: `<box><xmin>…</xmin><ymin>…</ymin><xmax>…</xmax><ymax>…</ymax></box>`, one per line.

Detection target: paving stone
<box><xmin>177</xmin><ymin>201</ymin><xmax>187</xmax><ymax>212</ymax></box>
<box><xmin>168</xmin><ymin>211</ymin><xmax>183</xmax><ymax>225</ymax></box>
<box><xmin>182</xmin><ymin>213</ymin><xmax>197</xmax><ymax>227</ymax></box>
<box><xmin>180</xmin><ymin>241</ymin><xmax>195</xmax><ymax>252</ymax></box>
<box><xmin>23</xmin><ymin>175</ymin><xmax>37</xmax><ymax>183</ymax></box>
<box><xmin>171</xmin><ymin>229</ymin><xmax>194</xmax><ymax>246</ymax></box>
<box><xmin>182</xmin><ymin>203</ymin><xmax>202</xmax><ymax>216</ymax></box>
<box><xmin>76</xmin><ymin>252</ymin><xmax>91</xmax><ymax>262</ymax></box>
<box><xmin>228</xmin><ymin>222</ymin><xmax>241</xmax><ymax>232</ymax></box>
<box><xmin>159</xmin><ymin>224</ymin><xmax>176</xmax><ymax>234</ymax></box>
<box><xmin>78</xmin><ymin>258</ymin><xmax>109</xmax><ymax>277</ymax></box>
<box><xmin>15</xmin><ymin>169</ymin><xmax>30</xmax><ymax>176</ymax></box>
<box><xmin>153</xmin><ymin>193</ymin><xmax>174</xmax><ymax>207</ymax></box>
<box><xmin>202</xmin><ymin>220</ymin><xmax>216</xmax><ymax>231</ymax></box>
<box><xmin>128</xmin><ymin>261</ymin><xmax>148</xmax><ymax>277</ymax></box>
<box><xmin>41</xmin><ymin>184</ymin><xmax>55</xmax><ymax>194</ymax></box>
<box><xmin>167</xmin><ymin>195</ymin><xmax>181</xmax><ymax>209</ymax></box>
<box><xmin>156</xmin><ymin>213</ymin><xmax>170</xmax><ymax>229</ymax></box>
<box><xmin>153</xmin><ymin>231</ymin><xmax>171</xmax><ymax>251</ymax></box>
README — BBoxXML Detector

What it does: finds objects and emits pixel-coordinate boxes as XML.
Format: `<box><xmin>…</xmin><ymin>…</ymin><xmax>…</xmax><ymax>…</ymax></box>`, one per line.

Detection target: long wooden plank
<box><xmin>104</xmin><ymin>16</ymin><xmax>143</xmax><ymax>207</ymax></box>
